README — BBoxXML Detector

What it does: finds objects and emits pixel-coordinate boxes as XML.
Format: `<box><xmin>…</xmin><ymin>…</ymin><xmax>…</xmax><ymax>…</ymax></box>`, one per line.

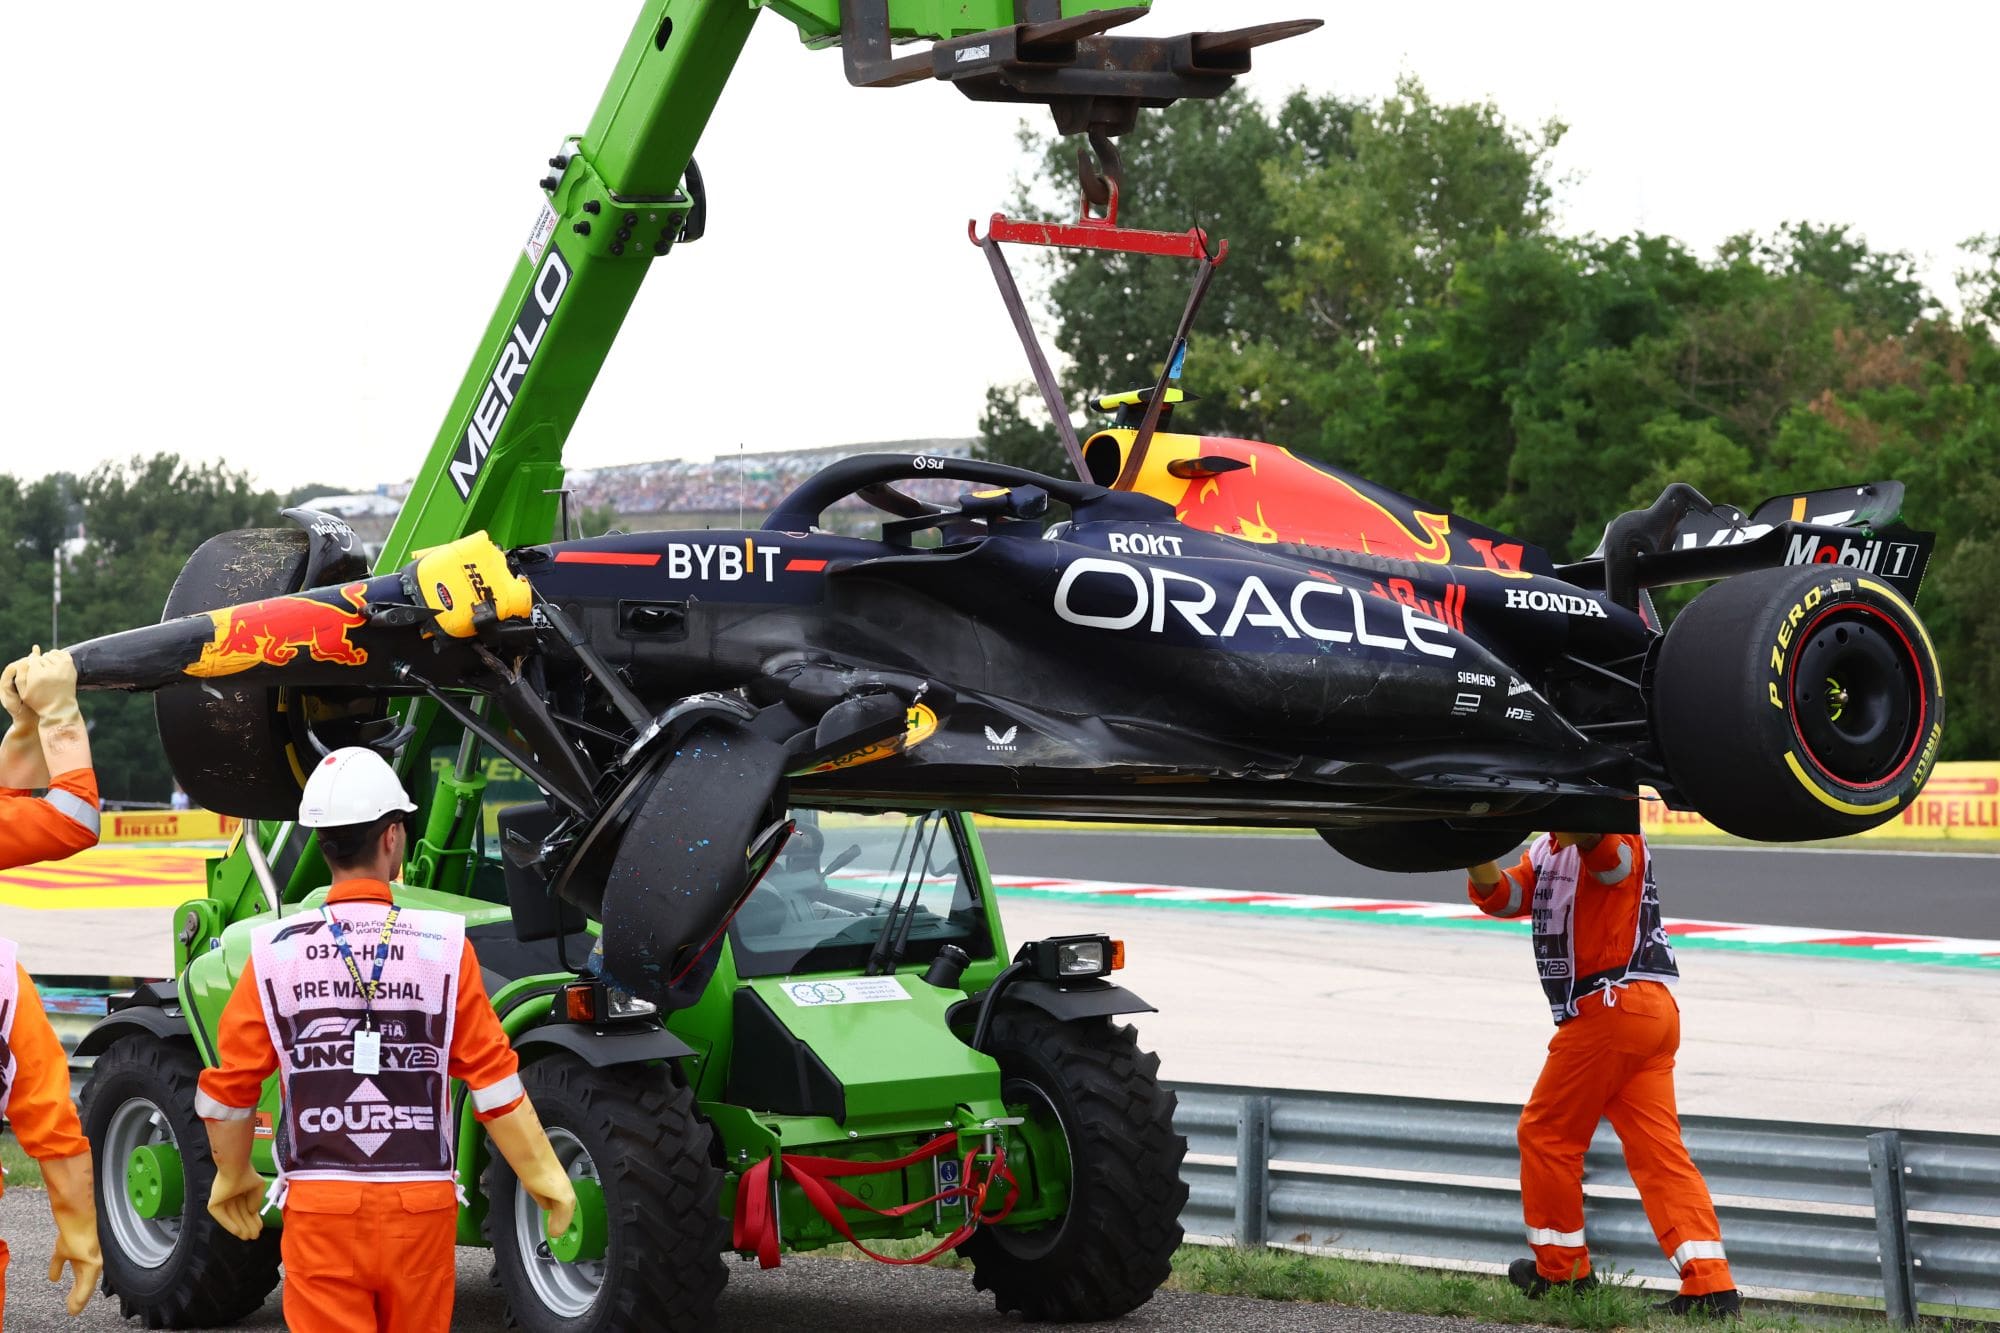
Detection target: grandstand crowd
<box><xmin>307</xmin><ymin>438</ymin><xmax>981</xmax><ymax>546</ymax></box>
<box><xmin>560</xmin><ymin>439</ymin><xmax>977</xmax><ymax>520</ymax></box>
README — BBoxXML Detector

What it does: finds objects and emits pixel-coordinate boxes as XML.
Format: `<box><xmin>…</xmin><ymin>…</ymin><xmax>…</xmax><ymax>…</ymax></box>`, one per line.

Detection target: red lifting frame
<box><xmin>968</xmin><ymin>180</ymin><xmax>1228</xmax><ymax>264</ymax></box>
<box><xmin>970</xmin><ymin>177</ymin><xmax>1227</xmax><ymax>481</ymax></box>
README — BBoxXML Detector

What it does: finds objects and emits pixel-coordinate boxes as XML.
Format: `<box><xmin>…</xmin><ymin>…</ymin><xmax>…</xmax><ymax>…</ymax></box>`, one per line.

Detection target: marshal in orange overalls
<box><xmin>1</xmin><ymin>646</ymin><xmax>106</xmax><ymax>1322</ymax></box>
<box><xmin>195</xmin><ymin>878</ymin><xmax>527</xmax><ymax>1333</ymax></box>
<box><xmin>1469</xmin><ymin>832</ymin><xmax>1736</xmax><ymax>1307</ymax></box>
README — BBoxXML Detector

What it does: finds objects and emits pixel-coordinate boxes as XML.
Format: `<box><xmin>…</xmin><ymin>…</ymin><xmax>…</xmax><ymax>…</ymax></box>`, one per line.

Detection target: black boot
<box><xmin>1508</xmin><ymin>1257</ymin><xmax>1598</xmax><ymax>1298</ymax></box>
<box><xmin>1654</xmin><ymin>1289</ymin><xmax>1743</xmax><ymax>1318</ymax></box>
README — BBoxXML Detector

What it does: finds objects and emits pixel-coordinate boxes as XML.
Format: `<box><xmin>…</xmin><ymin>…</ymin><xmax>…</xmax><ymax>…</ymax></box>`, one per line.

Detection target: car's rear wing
<box><xmin>1563</xmin><ymin>481</ymin><xmax>1935</xmax><ymax>609</ymax></box>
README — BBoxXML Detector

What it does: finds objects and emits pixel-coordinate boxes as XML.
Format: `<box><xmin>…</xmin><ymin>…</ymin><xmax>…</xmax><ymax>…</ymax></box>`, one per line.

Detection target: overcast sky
<box><xmin>3</xmin><ymin>2</ymin><xmax>1993</xmax><ymax>493</ymax></box>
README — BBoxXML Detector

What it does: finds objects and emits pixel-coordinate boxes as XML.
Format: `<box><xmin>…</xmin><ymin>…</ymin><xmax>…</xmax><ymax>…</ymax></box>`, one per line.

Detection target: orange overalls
<box><xmin>0</xmin><ymin>768</ymin><xmax>100</xmax><ymax>868</ymax></box>
<box><xmin>1</xmin><ymin>768</ymin><xmax>101</xmax><ymax>1326</ymax></box>
<box><xmin>196</xmin><ymin>879</ymin><xmax>524</xmax><ymax>1333</ymax></box>
<box><xmin>1469</xmin><ymin>833</ymin><xmax>1735</xmax><ymax>1297</ymax></box>
<box><xmin>0</xmin><ymin>957</ymin><xmax>92</xmax><ymax>1325</ymax></box>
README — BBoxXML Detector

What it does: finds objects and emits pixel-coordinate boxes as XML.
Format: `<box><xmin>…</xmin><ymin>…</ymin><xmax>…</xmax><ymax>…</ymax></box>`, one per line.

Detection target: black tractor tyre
<box><xmin>484</xmin><ymin>1054</ymin><xmax>726</xmax><ymax>1333</ymax></box>
<box><xmin>1655</xmin><ymin>565</ymin><xmax>1944</xmax><ymax>841</ymax></box>
<box><xmin>80</xmin><ymin>1035</ymin><xmax>282</xmax><ymax>1328</ymax></box>
<box><xmin>1318</xmin><ymin>821</ymin><xmax>1526</xmax><ymax>873</ymax></box>
<box><xmin>154</xmin><ymin>527</ymin><xmax>315</xmax><ymax>820</ymax></box>
<box><xmin>957</xmin><ymin>1007</ymin><xmax>1186</xmax><ymax>1322</ymax></box>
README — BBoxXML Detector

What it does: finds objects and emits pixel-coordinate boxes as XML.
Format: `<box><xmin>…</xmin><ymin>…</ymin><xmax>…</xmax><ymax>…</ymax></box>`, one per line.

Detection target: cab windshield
<box><xmin>729</xmin><ymin>809</ymin><xmax>993</xmax><ymax>979</ymax></box>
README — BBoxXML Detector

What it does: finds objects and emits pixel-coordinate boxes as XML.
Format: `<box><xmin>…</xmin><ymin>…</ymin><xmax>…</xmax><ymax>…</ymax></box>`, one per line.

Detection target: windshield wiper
<box><xmin>864</xmin><ymin>812</ymin><xmax>946</xmax><ymax>976</ymax></box>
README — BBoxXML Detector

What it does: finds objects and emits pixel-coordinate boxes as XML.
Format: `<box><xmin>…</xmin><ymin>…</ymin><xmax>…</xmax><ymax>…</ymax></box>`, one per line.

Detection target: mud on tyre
<box><xmin>81</xmin><ymin>1035</ymin><xmax>282</xmax><ymax>1328</ymax></box>
<box><xmin>1654</xmin><ymin>564</ymin><xmax>1944</xmax><ymax>841</ymax></box>
<box><xmin>957</xmin><ymin>1006</ymin><xmax>1186</xmax><ymax>1321</ymax></box>
<box><xmin>483</xmin><ymin>1053</ymin><xmax>726</xmax><ymax>1332</ymax></box>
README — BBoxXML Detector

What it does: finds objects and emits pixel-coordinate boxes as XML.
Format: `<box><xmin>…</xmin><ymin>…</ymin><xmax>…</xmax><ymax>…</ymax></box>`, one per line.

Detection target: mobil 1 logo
<box><xmin>449</xmin><ymin>244</ymin><xmax>573</xmax><ymax>499</ymax></box>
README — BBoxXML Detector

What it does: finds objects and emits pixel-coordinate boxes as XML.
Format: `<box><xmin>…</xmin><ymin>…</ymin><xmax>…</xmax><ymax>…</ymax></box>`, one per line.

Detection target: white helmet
<box><xmin>298</xmin><ymin>747</ymin><xmax>418</xmax><ymax>828</ymax></box>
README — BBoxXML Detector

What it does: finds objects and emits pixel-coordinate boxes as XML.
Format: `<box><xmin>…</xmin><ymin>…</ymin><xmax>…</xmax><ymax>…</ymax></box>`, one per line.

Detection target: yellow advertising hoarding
<box><xmin>1642</xmin><ymin>761</ymin><xmax>2000</xmax><ymax>841</ymax></box>
<box><xmin>100</xmin><ymin>810</ymin><xmax>240</xmax><ymax>843</ymax></box>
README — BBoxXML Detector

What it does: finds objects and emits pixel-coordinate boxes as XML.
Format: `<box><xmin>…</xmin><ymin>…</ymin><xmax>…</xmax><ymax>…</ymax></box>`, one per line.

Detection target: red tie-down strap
<box><xmin>731</xmin><ymin>1131</ymin><xmax>1019</xmax><ymax>1269</ymax></box>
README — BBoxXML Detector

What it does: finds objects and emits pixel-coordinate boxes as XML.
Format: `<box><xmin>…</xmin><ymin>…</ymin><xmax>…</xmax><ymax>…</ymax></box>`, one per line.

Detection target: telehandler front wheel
<box><xmin>958</xmin><ymin>1007</ymin><xmax>1187</xmax><ymax>1321</ymax></box>
<box><xmin>80</xmin><ymin>1035</ymin><xmax>282</xmax><ymax>1328</ymax></box>
<box><xmin>484</xmin><ymin>1053</ymin><xmax>725</xmax><ymax>1333</ymax></box>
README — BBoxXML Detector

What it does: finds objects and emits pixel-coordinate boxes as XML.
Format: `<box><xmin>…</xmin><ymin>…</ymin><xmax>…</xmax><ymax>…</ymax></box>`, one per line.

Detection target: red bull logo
<box><xmin>186</xmin><ymin>582</ymin><xmax>370</xmax><ymax>679</ymax></box>
<box><xmin>1371</xmin><ymin>578</ymin><xmax>1466</xmax><ymax>633</ymax></box>
<box><xmin>1168</xmin><ymin>440</ymin><xmax>1454</xmax><ymax>562</ymax></box>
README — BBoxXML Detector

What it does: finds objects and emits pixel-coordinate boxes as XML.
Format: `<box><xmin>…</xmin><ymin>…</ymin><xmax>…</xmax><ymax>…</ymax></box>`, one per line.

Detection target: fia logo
<box><xmin>983</xmin><ymin>724</ymin><xmax>1019</xmax><ymax>751</ymax></box>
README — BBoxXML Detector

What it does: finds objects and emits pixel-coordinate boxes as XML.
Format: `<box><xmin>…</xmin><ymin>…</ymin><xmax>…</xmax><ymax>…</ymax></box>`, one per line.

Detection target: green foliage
<box><xmin>982</xmin><ymin>81</ymin><xmax>2000</xmax><ymax>759</ymax></box>
<box><xmin>0</xmin><ymin>456</ymin><xmax>308</xmax><ymax>803</ymax></box>
<box><xmin>974</xmin><ymin>382</ymin><xmax>1067</xmax><ymax>478</ymax></box>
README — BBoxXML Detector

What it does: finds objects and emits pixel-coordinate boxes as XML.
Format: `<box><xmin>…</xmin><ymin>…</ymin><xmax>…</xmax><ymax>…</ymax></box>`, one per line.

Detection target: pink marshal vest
<box><xmin>249</xmin><ymin>903</ymin><xmax>463</xmax><ymax>1185</ymax></box>
<box><xmin>0</xmin><ymin>937</ymin><xmax>18</xmax><ymax>1113</ymax></box>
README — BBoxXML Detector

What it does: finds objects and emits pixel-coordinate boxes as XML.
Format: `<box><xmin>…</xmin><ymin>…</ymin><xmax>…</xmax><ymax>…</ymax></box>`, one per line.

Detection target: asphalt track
<box><xmin>0</xmin><ymin>1195</ymin><xmax>1495</xmax><ymax>1333</ymax></box>
<box><xmin>978</xmin><ymin>829</ymin><xmax>2000</xmax><ymax>939</ymax></box>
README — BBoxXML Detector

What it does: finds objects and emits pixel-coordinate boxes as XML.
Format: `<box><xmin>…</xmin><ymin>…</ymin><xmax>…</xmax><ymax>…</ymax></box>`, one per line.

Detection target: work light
<box><xmin>1017</xmin><ymin>934</ymin><xmax>1125</xmax><ymax>982</ymax></box>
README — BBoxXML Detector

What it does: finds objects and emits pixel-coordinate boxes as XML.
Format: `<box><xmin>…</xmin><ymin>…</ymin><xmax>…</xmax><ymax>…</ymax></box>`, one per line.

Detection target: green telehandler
<box><xmin>69</xmin><ymin>3</ymin><xmax>1313</xmax><ymax>1327</ymax></box>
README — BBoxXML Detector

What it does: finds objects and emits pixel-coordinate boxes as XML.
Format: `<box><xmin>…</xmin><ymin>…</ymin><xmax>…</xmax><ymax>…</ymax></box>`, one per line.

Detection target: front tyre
<box><xmin>80</xmin><ymin>1036</ymin><xmax>282</xmax><ymax>1328</ymax></box>
<box><xmin>484</xmin><ymin>1054</ymin><xmax>725</xmax><ymax>1333</ymax></box>
<box><xmin>958</xmin><ymin>1007</ymin><xmax>1186</xmax><ymax>1321</ymax></box>
<box><xmin>1655</xmin><ymin>565</ymin><xmax>1944</xmax><ymax>840</ymax></box>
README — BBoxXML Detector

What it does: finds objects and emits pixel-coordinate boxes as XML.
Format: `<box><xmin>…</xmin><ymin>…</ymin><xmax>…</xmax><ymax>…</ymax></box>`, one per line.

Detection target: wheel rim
<box><xmin>514</xmin><ymin>1127</ymin><xmax>606</xmax><ymax>1318</ymax></box>
<box><xmin>1790</xmin><ymin>605</ymin><xmax>1924</xmax><ymax>788</ymax></box>
<box><xmin>103</xmin><ymin>1097</ymin><xmax>185</xmax><ymax>1268</ymax></box>
<box><xmin>989</xmin><ymin>1077</ymin><xmax>1075</xmax><ymax>1261</ymax></box>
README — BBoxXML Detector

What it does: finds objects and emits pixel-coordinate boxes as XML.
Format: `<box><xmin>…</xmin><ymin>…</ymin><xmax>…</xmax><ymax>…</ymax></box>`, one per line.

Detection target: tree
<box><xmin>0</xmin><ymin>456</ymin><xmax>282</xmax><ymax>803</ymax></box>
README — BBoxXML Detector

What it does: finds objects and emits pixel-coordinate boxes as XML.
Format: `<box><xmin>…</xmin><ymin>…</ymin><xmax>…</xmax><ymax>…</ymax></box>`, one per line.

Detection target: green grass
<box><xmin>822</xmin><ymin>1239</ymin><xmax>1992</xmax><ymax>1329</ymax></box>
<box><xmin>2</xmin><ymin>1132</ymin><xmax>45</xmax><ymax>1188</ymax></box>
<box><xmin>1165</xmin><ymin>1247</ymin><xmax>1990</xmax><ymax>1331</ymax></box>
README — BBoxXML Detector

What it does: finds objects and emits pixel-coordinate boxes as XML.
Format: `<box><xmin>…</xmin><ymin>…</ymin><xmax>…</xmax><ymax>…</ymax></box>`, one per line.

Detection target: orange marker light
<box><xmin>563</xmin><ymin>984</ymin><xmax>597</xmax><ymax>1023</ymax></box>
<box><xmin>1109</xmin><ymin>940</ymin><xmax>1126</xmax><ymax>971</ymax></box>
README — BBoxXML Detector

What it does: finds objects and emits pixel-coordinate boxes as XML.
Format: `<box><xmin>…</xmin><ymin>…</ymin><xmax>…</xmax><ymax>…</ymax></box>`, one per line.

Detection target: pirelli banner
<box><xmin>1643</xmin><ymin>762</ymin><xmax>2000</xmax><ymax>841</ymax></box>
<box><xmin>101</xmin><ymin>810</ymin><xmax>240</xmax><ymax>843</ymax></box>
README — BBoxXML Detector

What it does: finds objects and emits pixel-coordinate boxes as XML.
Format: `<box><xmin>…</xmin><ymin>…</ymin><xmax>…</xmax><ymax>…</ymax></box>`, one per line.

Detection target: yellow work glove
<box><xmin>204</xmin><ymin>1117</ymin><xmax>267</xmax><ymax>1242</ymax></box>
<box><xmin>40</xmin><ymin>1152</ymin><xmax>102</xmax><ymax>1317</ymax></box>
<box><xmin>17</xmin><ymin>648</ymin><xmax>90</xmax><ymax>778</ymax></box>
<box><xmin>0</xmin><ymin>657</ymin><xmax>48</xmax><ymax>789</ymax></box>
<box><xmin>485</xmin><ymin>1097</ymin><xmax>577</xmax><ymax>1238</ymax></box>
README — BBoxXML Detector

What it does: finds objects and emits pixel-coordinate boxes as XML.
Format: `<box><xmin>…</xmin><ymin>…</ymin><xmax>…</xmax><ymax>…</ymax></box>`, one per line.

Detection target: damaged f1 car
<box><xmin>68</xmin><ymin>421</ymin><xmax>1943</xmax><ymax>1003</ymax></box>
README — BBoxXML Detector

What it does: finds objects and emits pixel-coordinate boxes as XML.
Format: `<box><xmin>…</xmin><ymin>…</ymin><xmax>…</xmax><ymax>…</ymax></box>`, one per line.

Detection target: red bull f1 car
<box><xmin>66</xmin><ymin>413</ymin><xmax>1943</xmax><ymax>1004</ymax></box>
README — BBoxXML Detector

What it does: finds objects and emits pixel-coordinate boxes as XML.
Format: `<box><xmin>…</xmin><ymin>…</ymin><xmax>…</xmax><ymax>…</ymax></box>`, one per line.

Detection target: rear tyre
<box><xmin>154</xmin><ymin>528</ymin><xmax>313</xmax><ymax>819</ymax></box>
<box><xmin>958</xmin><ymin>1007</ymin><xmax>1186</xmax><ymax>1321</ymax></box>
<box><xmin>1655</xmin><ymin>565</ymin><xmax>1943</xmax><ymax>840</ymax></box>
<box><xmin>485</xmin><ymin>1053</ymin><xmax>726</xmax><ymax>1332</ymax></box>
<box><xmin>1318</xmin><ymin>821</ymin><xmax>1525</xmax><ymax>873</ymax></box>
<box><xmin>81</xmin><ymin>1035</ymin><xmax>282</xmax><ymax>1328</ymax></box>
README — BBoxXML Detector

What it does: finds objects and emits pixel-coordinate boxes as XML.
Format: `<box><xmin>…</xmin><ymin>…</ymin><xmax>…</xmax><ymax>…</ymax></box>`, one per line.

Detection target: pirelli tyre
<box><xmin>155</xmin><ymin>528</ymin><xmax>316</xmax><ymax>820</ymax></box>
<box><xmin>484</xmin><ymin>1054</ymin><xmax>726</xmax><ymax>1333</ymax></box>
<box><xmin>81</xmin><ymin>1035</ymin><xmax>283</xmax><ymax>1328</ymax></box>
<box><xmin>1655</xmin><ymin>564</ymin><xmax>1944</xmax><ymax>841</ymax></box>
<box><xmin>957</xmin><ymin>1007</ymin><xmax>1186</xmax><ymax>1321</ymax></box>
<box><xmin>1318</xmin><ymin>821</ymin><xmax>1526</xmax><ymax>873</ymax></box>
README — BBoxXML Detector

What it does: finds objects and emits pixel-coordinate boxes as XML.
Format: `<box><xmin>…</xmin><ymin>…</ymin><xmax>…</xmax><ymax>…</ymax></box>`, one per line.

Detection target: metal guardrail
<box><xmin>1171</xmin><ymin>1083</ymin><xmax>2000</xmax><ymax>1323</ymax></box>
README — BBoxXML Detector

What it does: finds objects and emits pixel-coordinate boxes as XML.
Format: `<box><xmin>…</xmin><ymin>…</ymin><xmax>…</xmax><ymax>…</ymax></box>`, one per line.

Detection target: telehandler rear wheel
<box><xmin>484</xmin><ymin>1053</ymin><xmax>726</xmax><ymax>1332</ymax></box>
<box><xmin>958</xmin><ymin>1007</ymin><xmax>1186</xmax><ymax>1320</ymax></box>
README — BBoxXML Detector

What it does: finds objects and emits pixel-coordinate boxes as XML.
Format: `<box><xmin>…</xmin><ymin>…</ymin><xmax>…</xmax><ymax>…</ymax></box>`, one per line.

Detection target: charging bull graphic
<box><xmin>1175</xmin><ymin>443</ymin><xmax>1454</xmax><ymax>559</ymax></box>
<box><xmin>186</xmin><ymin>581</ymin><xmax>371</xmax><ymax>679</ymax></box>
